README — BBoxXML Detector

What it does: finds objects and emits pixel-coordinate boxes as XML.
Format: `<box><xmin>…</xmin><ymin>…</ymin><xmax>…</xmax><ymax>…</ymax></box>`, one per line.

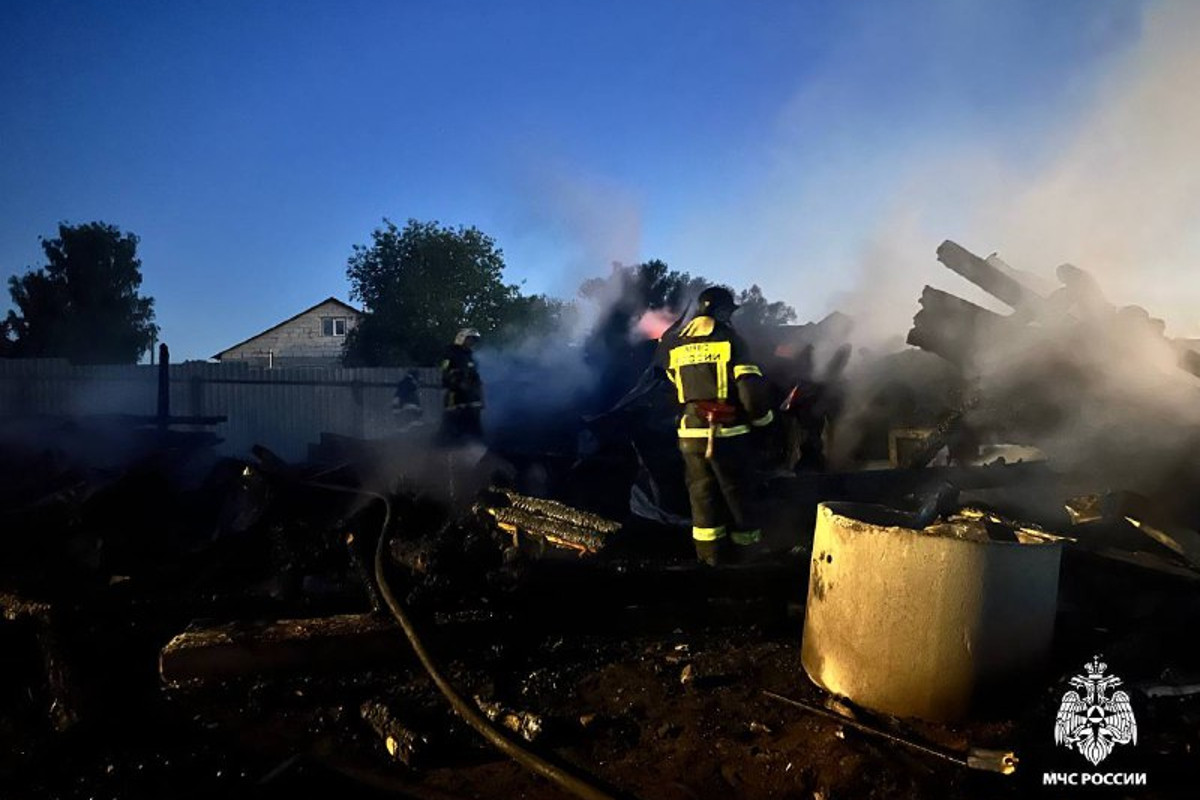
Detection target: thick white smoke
<box><xmin>484</xmin><ymin>2</ymin><xmax>1200</xmax><ymax>495</ymax></box>
<box><xmin>768</xmin><ymin>1</ymin><xmax>1200</xmax><ymax>492</ymax></box>
<box><xmin>504</xmin><ymin>157</ymin><xmax>644</xmax><ymax>337</ymax></box>
<box><xmin>978</xmin><ymin>2</ymin><xmax>1200</xmax><ymax>334</ymax></box>
<box><xmin>833</xmin><ymin>1</ymin><xmax>1200</xmax><ymax>343</ymax></box>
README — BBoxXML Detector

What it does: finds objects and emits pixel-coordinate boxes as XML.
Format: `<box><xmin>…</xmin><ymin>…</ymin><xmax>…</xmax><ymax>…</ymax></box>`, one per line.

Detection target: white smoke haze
<box><xmin>505</xmin><ymin>156</ymin><xmax>644</xmax><ymax>338</ymax></box>
<box><xmin>474</xmin><ymin>2</ymin><xmax>1200</xmax><ymax>497</ymax></box>
<box><xmin>473</xmin><ymin>155</ymin><xmax>665</xmax><ymax>448</ymax></box>
<box><xmin>941</xmin><ymin>1</ymin><xmax>1200</xmax><ymax>492</ymax></box>
<box><xmin>827</xmin><ymin>1</ymin><xmax>1200</xmax><ymax>345</ymax></box>
<box><xmin>652</xmin><ymin>3</ymin><xmax>1186</xmax><ymax>355</ymax></box>
<box><xmin>735</xmin><ymin>1</ymin><xmax>1200</xmax><ymax>493</ymax></box>
<box><xmin>968</xmin><ymin>301</ymin><xmax>1200</xmax><ymax>493</ymax></box>
<box><xmin>974</xmin><ymin>1</ymin><xmax>1200</xmax><ymax>336</ymax></box>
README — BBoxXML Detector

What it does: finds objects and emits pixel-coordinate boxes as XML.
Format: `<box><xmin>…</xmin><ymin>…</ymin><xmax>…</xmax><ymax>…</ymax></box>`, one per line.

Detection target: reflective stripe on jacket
<box><xmin>660</xmin><ymin>315</ymin><xmax>772</xmax><ymax>436</ymax></box>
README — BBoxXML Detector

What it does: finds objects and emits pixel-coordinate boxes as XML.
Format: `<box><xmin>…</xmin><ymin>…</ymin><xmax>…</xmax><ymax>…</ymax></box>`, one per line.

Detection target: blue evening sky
<box><xmin>0</xmin><ymin>0</ymin><xmax>1148</xmax><ymax>359</ymax></box>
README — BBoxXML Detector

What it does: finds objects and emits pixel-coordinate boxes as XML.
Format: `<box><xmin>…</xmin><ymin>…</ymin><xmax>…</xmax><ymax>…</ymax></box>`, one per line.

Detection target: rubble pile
<box><xmin>3</xmin><ymin>241</ymin><xmax>1200</xmax><ymax>798</ymax></box>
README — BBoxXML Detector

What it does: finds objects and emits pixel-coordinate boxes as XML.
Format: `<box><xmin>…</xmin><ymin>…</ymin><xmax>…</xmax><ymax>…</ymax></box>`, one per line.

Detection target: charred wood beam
<box><xmin>496</xmin><ymin>489</ymin><xmax>621</xmax><ymax>533</ymax></box>
<box><xmin>481</xmin><ymin>505</ymin><xmax>609</xmax><ymax>554</ymax></box>
<box><xmin>936</xmin><ymin>240</ymin><xmax>1046</xmax><ymax>312</ymax></box>
<box><xmin>776</xmin><ymin>462</ymin><xmax>1053</xmax><ymax>509</ymax></box>
<box><xmin>159</xmin><ymin>562</ymin><xmax>801</xmax><ymax>684</ymax></box>
<box><xmin>0</xmin><ymin>591</ymin><xmax>52</xmax><ymax>622</ymax></box>
<box><xmin>931</xmin><ymin>241</ymin><xmax>1200</xmax><ymax>388</ymax></box>
<box><xmin>159</xmin><ymin>613</ymin><xmax>404</xmax><ymax>685</ymax></box>
<box><xmin>360</xmin><ymin>699</ymin><xmax>433</xmax><ymax>767</ymax></box>
<box><xmin>473</xmin><ymin>696</ymin><xmax>544</xmax><ymax>743</ymax></box>
<box><xmin>0</xmin><ymin>591</ymin><xmax>81</xmax><ymax>732</ymax></box>
<box><xmin>906</xmin><ymin>286</ymin><xmax>1017</xmax><ymax>369</ymax></box>
<box><xmin>903</xmin><ymin>389</ymin><xmax>983</xmax><ymax>469</ymax></box>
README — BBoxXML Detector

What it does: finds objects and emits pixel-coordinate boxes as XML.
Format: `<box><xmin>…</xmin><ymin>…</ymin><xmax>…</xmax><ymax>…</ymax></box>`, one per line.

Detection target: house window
<box><xmin>322</xmin><ymin>317</ymin><xmax>348</xmax><ymax>336</ymax></box>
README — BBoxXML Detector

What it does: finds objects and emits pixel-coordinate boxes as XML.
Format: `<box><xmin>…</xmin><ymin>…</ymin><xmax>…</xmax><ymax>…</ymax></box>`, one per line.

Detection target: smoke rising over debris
<box><xmin>918</xmin><ymin>0</ymin><xmax>1200</xmax><ymax>500</ymax></box>
<box><xmin>699</xmin><ymin>2</ymin><xmax>1200</xmax><ymax>500</ymax></box>
<box><xmin>950</xmin><ymin>254</ymin><xmax>1200</xmax><ymax>496</ymax></box>
<box><xmin>504</xmin><ymin>159</ymin><xmax>644</xmax><ymax>308</ymax></box>
<box><xmin>352</xmin><ymin>2</ymin><xmax>1200</xmax><ymax>508</ymax></box>
<box><xmin>830</xmin><ymin>1</ymin><xmax>1200</xmax><ymax>344</ymax></box>
<box><xmin>982</xmin><ymin>1</ymin><xmax>1200</xmax><ymax>329</ymax></box>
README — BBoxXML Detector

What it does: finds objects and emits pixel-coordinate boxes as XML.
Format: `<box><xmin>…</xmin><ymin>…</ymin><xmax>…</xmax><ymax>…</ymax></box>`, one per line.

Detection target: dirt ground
<box><xmin>4</xmin><ymin>448</ymin><xmax>1199</xmax><ymax>800</ymax></box>
<box><xmin>7</xmin><ymin>578</ymin><xmax>1199</xmax><ymax>800</ymax></box>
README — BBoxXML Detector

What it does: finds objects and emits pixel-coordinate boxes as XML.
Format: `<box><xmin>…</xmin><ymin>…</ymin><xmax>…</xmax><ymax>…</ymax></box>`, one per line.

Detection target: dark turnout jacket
<box><xmin>440</xmin><ymin>344</ymin><xmax>483</xmax><ymax>409</ymax></box>
<box><xmin>657</xmin><ymin>315</ymin><xmax>773</xmax><ymax>436</ymax></box>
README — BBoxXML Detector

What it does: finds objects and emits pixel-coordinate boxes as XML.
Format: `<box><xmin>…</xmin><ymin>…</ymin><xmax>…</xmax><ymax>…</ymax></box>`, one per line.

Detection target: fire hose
<box><xmin>303</xmin><ymin>480</ymin><xmax>625</xmax><ymax>800</ymax></box>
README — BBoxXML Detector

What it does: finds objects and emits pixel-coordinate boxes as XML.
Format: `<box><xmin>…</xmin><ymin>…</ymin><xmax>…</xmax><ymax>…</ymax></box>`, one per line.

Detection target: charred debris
<box><xmin>2</xmin><ymin>245</ymin><xmax>1200</xmax><ymax>799</ymax></box>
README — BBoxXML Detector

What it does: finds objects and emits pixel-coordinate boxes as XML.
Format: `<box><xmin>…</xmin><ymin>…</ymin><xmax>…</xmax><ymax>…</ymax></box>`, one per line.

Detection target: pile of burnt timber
<box><xmin>910</xmin><ymin>240</ymin><xmax>1200</xmax><ymax>379</ymax></box>
<box><xmin>906</xmin><ymin>239</ymin><xmax>1200</xmax><ymax>487</ymax></box>
<box><xmin>903</xmin><ymin>240</ymin><xmax>1200</xmax><ymax>582</ymax></box>
<box><xmin>478</xmin><ymin>488</ymin><xmax>622</xmax><ymax>555</ymax></box>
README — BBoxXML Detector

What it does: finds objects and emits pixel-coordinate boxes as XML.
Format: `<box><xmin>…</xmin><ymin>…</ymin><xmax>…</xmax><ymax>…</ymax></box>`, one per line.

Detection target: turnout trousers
<box><xmin>439</xmin><ymin>405</ymin><xmax>483</xmax><ymax>445</ymax></box>
<box><xmin>678</xmin><ymin>433</ymin><xmax>762</xmax><ymax>564</ymax></box>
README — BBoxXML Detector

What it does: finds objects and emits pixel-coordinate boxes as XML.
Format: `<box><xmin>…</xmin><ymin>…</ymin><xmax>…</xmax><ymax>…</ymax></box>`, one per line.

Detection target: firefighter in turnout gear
<box><xmin>659</xmin><ymin>287</ymin><xmax>774</xmax><ymax>565</ymax></box>
<box><xmin>439</xmin><ymin>327</ymin><xmax>484</xmax><ymax>443</ymax></box>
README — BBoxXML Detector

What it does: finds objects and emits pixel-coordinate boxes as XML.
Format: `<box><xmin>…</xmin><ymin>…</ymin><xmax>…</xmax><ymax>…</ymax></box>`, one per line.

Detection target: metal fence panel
<box><xmin>0</xmin><ymin>359</ymin><xmax>444</xmax><ymax>462</ymax></box>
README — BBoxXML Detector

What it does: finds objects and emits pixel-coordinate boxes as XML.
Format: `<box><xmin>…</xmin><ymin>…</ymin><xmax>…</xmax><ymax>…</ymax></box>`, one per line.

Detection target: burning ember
<box><xmin>634</xmin><ymin>308</ymin><xmax>678</xmax><ymax>340</ymax></box>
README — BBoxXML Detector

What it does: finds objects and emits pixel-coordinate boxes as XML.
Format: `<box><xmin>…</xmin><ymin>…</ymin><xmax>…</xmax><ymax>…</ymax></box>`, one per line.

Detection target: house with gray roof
<box><xmin>212</xmin><ymin>297</ymin><xmax>361</xmax><ymax>367</ymax></box>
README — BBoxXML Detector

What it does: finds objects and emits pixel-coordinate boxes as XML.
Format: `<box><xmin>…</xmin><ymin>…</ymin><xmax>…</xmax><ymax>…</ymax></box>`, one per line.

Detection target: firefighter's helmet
<box><xmin>696</xmin><ymin>286</ymin><xmax>738</xmax><ymax>320</ymax></box>
<box><xmin>454</xmin><ymin>327</ymin><xmax>481</xmax><ymax>346</ymax></box>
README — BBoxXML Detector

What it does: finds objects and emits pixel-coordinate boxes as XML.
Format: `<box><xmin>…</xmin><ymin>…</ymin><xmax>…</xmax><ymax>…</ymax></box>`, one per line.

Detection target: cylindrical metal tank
<box><xmin>801</xmin><ymin>502</ymin><xmax>1063</xmax><ymax>721</ymax></box>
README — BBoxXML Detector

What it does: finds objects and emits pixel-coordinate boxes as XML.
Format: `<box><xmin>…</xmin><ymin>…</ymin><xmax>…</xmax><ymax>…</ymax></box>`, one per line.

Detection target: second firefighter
<box><xmin>440</xmin><ymin>327</ymin><xmax>485</xmax><ymax>443</ymax></box>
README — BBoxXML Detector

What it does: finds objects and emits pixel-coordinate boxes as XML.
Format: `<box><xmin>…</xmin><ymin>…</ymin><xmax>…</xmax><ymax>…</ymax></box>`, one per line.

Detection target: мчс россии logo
<box><xmin>1053</xmin><ymin>656</ymin><xmax>1138</xmax><ymax>766</ymax></box>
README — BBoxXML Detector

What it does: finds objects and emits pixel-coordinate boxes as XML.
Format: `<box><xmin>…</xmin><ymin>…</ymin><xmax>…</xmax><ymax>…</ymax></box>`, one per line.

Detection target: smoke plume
<box><xmin>832</xmin><ymin>2</ymin><xmax>1200</xmax><ymax>342</ymax></box>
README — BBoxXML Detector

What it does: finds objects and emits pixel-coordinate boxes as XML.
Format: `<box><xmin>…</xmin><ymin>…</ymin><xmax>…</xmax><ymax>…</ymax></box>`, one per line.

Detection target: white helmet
<box><xmin>454</xmin><ymin>327</ymin><xmax>481</xmax><ymax>346</ymax></box>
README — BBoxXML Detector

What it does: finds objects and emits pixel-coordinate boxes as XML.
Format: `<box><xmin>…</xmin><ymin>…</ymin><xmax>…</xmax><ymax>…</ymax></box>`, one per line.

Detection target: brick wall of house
<box><xmin>220</xmin><ymin>300</ymin><xmax>359</xmax><ymax>365</ymax></box>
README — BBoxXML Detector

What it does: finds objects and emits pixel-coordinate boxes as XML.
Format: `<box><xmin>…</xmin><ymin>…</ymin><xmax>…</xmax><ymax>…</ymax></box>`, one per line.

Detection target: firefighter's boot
<box><xmin>693</xmin><ymin>537</ymin><xmax>729</xmax><ymax>567</ymax></box>
<box><xmin>728</xmin><ymin>529</ymin><xmax>766</xmax><ymax>564</ymax></box>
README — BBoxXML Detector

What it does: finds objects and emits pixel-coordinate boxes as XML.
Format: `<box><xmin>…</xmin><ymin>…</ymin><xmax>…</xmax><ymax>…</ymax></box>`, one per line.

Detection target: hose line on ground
<box><xmin>304</xmin><ymin>480</ymin><xmax>623</xmax><ymax>800</ymax></box>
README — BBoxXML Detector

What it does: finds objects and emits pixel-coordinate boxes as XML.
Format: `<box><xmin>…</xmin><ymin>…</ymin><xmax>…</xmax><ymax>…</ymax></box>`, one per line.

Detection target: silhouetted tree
<box><xmin>574</xmin><ymin>260</ymin><xmax>799</xmax><ymax>411</ymax></box>
<box><xmin>2</xmin><ymin>222</ymin><xmax>158</xmax><ymax>363</ymax></box>
<box><xmin>496</xmin><ymin>292</ymin><xmax>572</xmax><ymax>341</ymax></box>
<box><xmin>578</xmin><ymin>261</ymin><xmax>796</xmax><ymax>325</ymax></box>
<box><xmin>735</xmin><ymin>284</ymin><xmax>797</xmax><ymax>328</ymax></box>
<box><xmin>343</xmin><ymin>218</ymin><xmax>564</xmax><ymax>365</ymax></box>
<box><xmin>579</xmin><ymin>259</ymin><xmax>708</xmax><ymax>313</ymax></box>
